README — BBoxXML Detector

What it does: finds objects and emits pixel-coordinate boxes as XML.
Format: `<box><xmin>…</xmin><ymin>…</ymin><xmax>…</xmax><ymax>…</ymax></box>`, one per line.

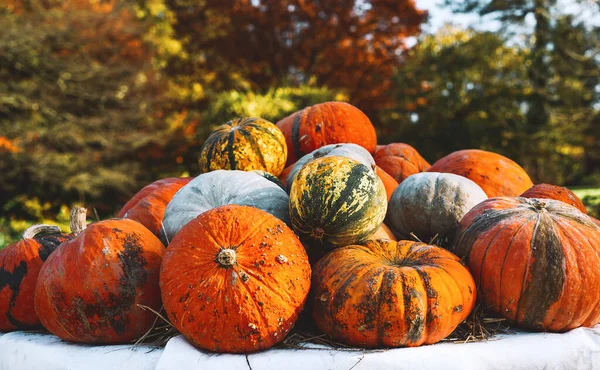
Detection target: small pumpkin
<box><xmin>368</xmin><ymin>223</ymin><xmax>397</xmax><ymax>241</ymax></box>
<box><xmin>276</xmin><ymin>102</ymin><xmax>377</xmax><ymax>165</ymax></box>
<box><xmin>374</xmin><ymin>165</ymin><xmax>399</xmax><ymax>201</ymax></box>
<box><xmin>312</xmin><ymin>239</ymin><xmax>476</xmax><ymax>348</ymax></box>
<box><xmin>289</xmin><ymin>156</ymin><xmax>387</xmax><ymax>252</ymax></box>
<box><xmin>374</xmin><ymin>143</ymin><xmax>431</xmax><ymax>184</ymax></box>
<box><xmin>454</xmin><ymin>197</ymin><xmax>600</xmax><ymax>331</ymax></box>
<box><xmin>161</xmin><ymin>170</ymin><xmax>290</xmax><ymax>244</ymax></box>
<box><xmin>34</xmin><ymin>216</ymin><xmax>165</xmax><ymax>344</ymax></box>
<box><xmin>285</xmin><ymin>143</ymin><xmax>375</xmax><ymax>192</ymax></box>
<box><xmin>386</xmin><ymin>172</ymin><xmax>488</xmax><ymax>244</ymax></box>
<box><xmin>198</xmin><ymin>117</ymin><xmax>287</xmax><ymax>176</ymax></box>
<box><xmin>117</xmin><ymin>177</ymin><xmax>192</xmax><ymax>238</ymax></box>
<box><xmin>427</xmin><ymin>149</ymin><xmax>533</xmax><ymax>197</ymax></box>
<box><xmin>160</xmin><ymin>205</ymin><xmax>311</xmax><ymax>353</ymax></box>
<box><xmin>520</xmin><ymin>184</ymin><xmax>586</xmax><ymax>213</ymax></box>
<box><xmin>0</xmin><ymin>219</ymin><xmax>79</xmax><ymax>332</ymax></box>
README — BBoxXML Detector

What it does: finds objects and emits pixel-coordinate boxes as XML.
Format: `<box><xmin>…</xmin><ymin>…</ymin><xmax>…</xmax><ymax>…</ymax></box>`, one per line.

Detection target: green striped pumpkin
<box><xmin>289</xmin><ymin>156</ymin><xmax>387</xmax><ymax>253</ymax></box>
<box><xmin>199</xmin><ymin>117</ymin><xmax>287</xmax><ymax>176</ymax></box>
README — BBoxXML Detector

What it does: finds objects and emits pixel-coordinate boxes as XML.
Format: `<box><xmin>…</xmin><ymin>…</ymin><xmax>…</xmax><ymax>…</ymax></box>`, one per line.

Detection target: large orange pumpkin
<box><xmin>520</xmin><ymin>184</ymin><xmax>586</xmax><ymax>213</ymax></box>
<box><xmin>312</xmin><ymin>240</ymin><xmax>475</xmax><ymax>348</ymax></box>
<box><xmin>276</xmin><ymin>101</ymin><xmax>377</xmax><ymax>165</ymax></box>
<box><xmin>454</xmin><ymin>197</ymin><xmax>600</xmax><ymax>331</ymax></box>
<box><xmin>427</xmin><ymin>149</ymin><xmax>533</xmax><ymax>197</ymax></box>
<box><xmin>374</xmin><ymin>143</ymin><xmax>431</xmax><ymax>184</ymax></box>
<box><xmin>34</xmin><ymin>218</ymin><xmax>165</xmax><ymax>344</ymax></box>
<box><xmin>117</xmin><ymin>177</ymin><xmax>192</xmax><ymax>238</ymax></box>
<box><xmin>160</xmin><ymin>205</ymin><xmax>311</xmax><ymax>353</ymax></box>
<box><xmin>0</xmin><ymin>225</ymin><xmax>72</xmax><ymax>331</ymax></box>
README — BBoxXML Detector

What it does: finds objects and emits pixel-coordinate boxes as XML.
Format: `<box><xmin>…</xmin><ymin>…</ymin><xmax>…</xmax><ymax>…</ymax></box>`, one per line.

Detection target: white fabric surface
<box><xmin>0</xmin><ymin>331</ymin><xmax>163</xmax><ymax>370</ymax></box>
<box><xmin>2</xmin><ymin>326</ymin><xmax>600</xmax><ymax>370</ymax></box>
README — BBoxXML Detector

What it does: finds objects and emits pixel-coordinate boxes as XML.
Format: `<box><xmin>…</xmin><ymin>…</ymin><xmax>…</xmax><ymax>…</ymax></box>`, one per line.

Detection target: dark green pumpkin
<box><xmin>199</xmin><ymin>117</ymin><xmax>287</xmax><ymax>176</ymax></box>
<box><xmin>289</xmin><ymin>156</ymin><xmax>387</xmax><ymax>255</ymax></box>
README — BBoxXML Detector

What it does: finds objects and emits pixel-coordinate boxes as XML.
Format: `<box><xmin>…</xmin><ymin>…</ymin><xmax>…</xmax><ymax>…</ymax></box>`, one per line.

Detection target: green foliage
<box><xmin>571</xmin><ymin>188</ymin><xmax>600</xmax><ymax>219</ymax></box>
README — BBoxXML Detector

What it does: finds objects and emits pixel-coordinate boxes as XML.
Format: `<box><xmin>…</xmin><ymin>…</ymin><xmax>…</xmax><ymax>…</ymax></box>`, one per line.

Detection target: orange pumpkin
<box><xmin>374</xmin><ymin>166</ymin><xmax>399</xmax><ymax>201</ymax></box>
<box><xmin>160</xmin><ymin>205</ymin><xmax>311</xmax><ymax>353</ymax></box>
<box><xmin>520</xmin><ymin>184</ymin><xmax>586</xmax><ymax>213</ymax></box>
<box><xmin>427</xmin><ymin>149</ymin><xmax>533</xmax><ymax>197</ymax></box>
<box><xmin>368</xmin><ymin>223</ymin><xmax>397</xmax><ymax>241</ymax></box>
<box><xmin>312</xmin><ymin>240</ymin><xmax>475</xmax><ymax>348</ymax></box>
<box><xmin>374</xmin><ymin>143</ymin><xmax>430</xmax><ymax>184</ymax></box>
<box><xmin>276</xmin><ymin>101</ymin><xmax>377</xmax><ymax>166</ymax></box>
<box><xmin>0</xmin><ymin>225</ymin><xmax>72</xmax><ymax>331</ymax></box>
<box><xmin>278</xmin><ymin>164</ymin><xmax>295</xmax><ymax>188</ymax></box>
<box><xmin>34</xmin><ymin>218</ymin><xmax>165</xmax><ymax>344</ymax></box>
<box><xmin>593</xmin><ymin>217</ymin><xmax>600</xmax><ymax>227</ymax></box>
<box><xmin>454</xmin><ymin>197</ymin><xmax>600</xmax><ymax>331</ymax></box>
<box><xmin>117</xmin><ymin>177</ymin><xmax>192</xmax><ymax>238</ymax></box>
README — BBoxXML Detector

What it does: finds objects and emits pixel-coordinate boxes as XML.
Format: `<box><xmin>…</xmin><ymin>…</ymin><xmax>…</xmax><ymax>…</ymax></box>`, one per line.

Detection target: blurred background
<box><xmin>1</xmin><ymin>0</ymin><xmax>599</xmax><ymax>247</ymax></box>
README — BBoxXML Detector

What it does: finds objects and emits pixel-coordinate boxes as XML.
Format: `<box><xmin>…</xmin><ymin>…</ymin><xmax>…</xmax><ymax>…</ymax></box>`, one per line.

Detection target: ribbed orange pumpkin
<box><xmin>0</xmin><ymin>225</ymin><xmax>72</xmax><ymax>331</ymax></box>
<box><xmin>374</xmin><ymin>143</ymin><xmax>431</xmax><ymax>184</ymax></box>
<box><xmin>276</xmin><ymin>102</ymin><xmax>377</xmax><ymax>165</ymax></box>
<box><xmin>313</xmin><ymin>240</ymin><xmax>475</xmax><ymax>348</ymax></box>
<box><xmin>34</xmin><ymin>218</ymin><xmax>165</xmax><ymax>344</ymax></box>
<box><xmin>117</xmin><ymin>177</ymin><xmax>192</xmax><ymax>238</ymax></box>
<box><xmin>427</xmin><ymin>149</ymin><xmax>533</xmax><ymax>197</ymax></box>
<box><xmin>454</xmin><ymin>197</ymin><xmax>600</xmax><ymax>331</ymax></box>
<box><xmin>374</xmin><ymin>166</ymin><xmax>399</xmax><ymax>201</ymax></box>
<box><xmin>520</xmin><ymin>184</ymin><xmax>586</xmax><ymax>213</ymax></box>
<box><xmin>160</xmin><ymin>205</ymin><xmax>311</xmax><ymax>353</ymax></box>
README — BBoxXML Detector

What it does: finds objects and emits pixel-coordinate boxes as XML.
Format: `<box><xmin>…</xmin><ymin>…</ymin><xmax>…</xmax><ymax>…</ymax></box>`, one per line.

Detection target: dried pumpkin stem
<box><xmin>217</xmin><ymin>248</ymin><xmax>237</xmax><ymax>267</ymax></box>
<box><xmin>22</xmin><ymin>224</ymin><xmax>62</xmax><ymax>239</ymax></box>
<box><xmin>70</xmin><ymin>207</ymin><xmax>88</xmax><ymax>236</ymax></box>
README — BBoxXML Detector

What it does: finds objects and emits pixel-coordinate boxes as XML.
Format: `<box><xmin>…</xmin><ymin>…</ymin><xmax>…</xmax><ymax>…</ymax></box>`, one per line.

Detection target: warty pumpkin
<box><xmin>312</xmin><ymin>239</ymin><xmax>476</xmax><ymax>348</ymax></box>
<box><xmin>276</xmin><ymin>102</ymin><xmax>377</xmax><ymax>166</ymax></box>
<box><xmin>160</xmin><ymin>205</ymin><xmax>311</xmax><ymax>353</ymax></box>
<box><xmin>520</xmin><ymin>183</ymin><xmax>586</xmax><ymax>213</ymax></box>
<box><xmin>453</xmin><ymin>197</ymin><xmax>600</xmax><ymax>331</ymax></box>
<box><xmin>34</xmin><ymin>215</ymin><xmax>165</xmax><ymax>344</ymax></box>
<box><xmin>198</xmin><ymin>117</ymin><xmax>287</xmax><ymax>176</ymax></box>
<box><xmin>289</xmin><ymin>156</ymin><xmax>387</xmax><ymax>253</ymax></box>
<box><xmin>0</xmin><ymin>219</ymin><xmax>79</xmax><ymax>332</ymax></box>
<box><xmin>374</xmin><ymin>143</ymin><xmax>431</xmax><ymax>184</ymax></box>
<box><xmin>161</xmin><ymin>170</ymin><xmax>290</xmax><ymax>244</ymax></box>
<box><xmin>117</xmin><ymin>177</ymin><xmax>192</xmax><ymax>239</ymax></box>
<box><xmin>386</xmin><ymin>172</ymin><xmax>488</xmax><ymax>244</ymax></box>
<box><xmin>427</xmin><ymin>149</ymin><xmax>533</xmax><ymax>197</ymax></box>
<box><xmin>285</xmin><ymin>143</ymin><xmax>376</xmax><ymax>192</ymax></box>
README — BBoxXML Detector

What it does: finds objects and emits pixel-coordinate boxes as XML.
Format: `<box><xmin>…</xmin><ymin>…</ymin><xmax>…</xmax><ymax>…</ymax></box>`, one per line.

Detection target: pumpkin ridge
<box><xmin>411</xmin><ymin>268</ymin><xmax>430</xmax><ymax>343</ymax></box>
<box><xmin>238</xmin><ymin>266</ymin><xmax>295</xmax><ymax>305</ymax></box>
<box><xmin>353</xmin><ymin>266</ymin><xmax>387</xmax><ymax>339</ymax></box>
<box><xmin>328</xmin><ymin>262</ymin><xmax>374</xmax><ymax>319</ymax></box>
<box><xmin>496</xmin><ymin>215</ymin><xmax>537</xmax><ymax>311</ymax></box>
<box><xmin>519</xmin><ymin>213</ymin><xmax>566</xmax><ymax>329</ymax></box>
<box><xmin>249</xmin><ymin>123</ymin><xmax>287</xmax><ymax>156</ymax></box>
<box><xmin>375</xmin><ymin>268</ymin><xmax>395</xmax><ymax>343</ymax></box>
<box><xmin>239</xmin><ymin>129</ymin><xmax>267</xmax><ymax>169</ymax></box>
<box><xmin>478</xmin><ymin>219</ymin><xmax>523</xmax><ymax>293</ymax></box>
<box><xmin>232</xmin><ymin>265</ymin><xmax>272</xmax><ymax>338</ymax></box>
<box><xmin>1</xmin><ymin>261</ymin><xmax>28</xmax><ymax>329</ymax></box>
<box><xmin>399</xmin><ymin>270</ymin><xmax>425</xmax><ymax>345</ymax></box>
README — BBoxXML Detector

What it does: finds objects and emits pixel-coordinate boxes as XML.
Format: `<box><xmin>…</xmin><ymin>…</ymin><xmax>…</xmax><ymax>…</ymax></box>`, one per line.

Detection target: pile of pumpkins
<box><xmin>2</xmin><ymin>101</ymin><xmax>600</xmax><ymax>354</ymax></box>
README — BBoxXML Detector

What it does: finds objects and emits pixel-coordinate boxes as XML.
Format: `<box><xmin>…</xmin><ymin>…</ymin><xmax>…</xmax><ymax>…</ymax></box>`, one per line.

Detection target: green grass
<box><xmin>570</xmin><ymin>187</ymin><xmax>600</xmax><ymax>218</ymax></box>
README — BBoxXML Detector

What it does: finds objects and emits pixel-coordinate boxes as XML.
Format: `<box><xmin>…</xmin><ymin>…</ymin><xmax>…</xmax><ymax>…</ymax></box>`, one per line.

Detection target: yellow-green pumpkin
<box><xmin>199</xmin><ymin>117</ymin><xmax>287</xmax><ymax>176</ymax></box>
<box><xmin>289</xmin><ymin>156</ymin><xmax>387</xmax><ymax>254</ymax></box>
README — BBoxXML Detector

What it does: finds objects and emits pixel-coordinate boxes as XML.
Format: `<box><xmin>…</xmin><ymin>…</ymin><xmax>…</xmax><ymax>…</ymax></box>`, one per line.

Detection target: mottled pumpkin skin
<box><xmin>117</xmin><ymin>177</ymin><xmax>192</xmax><ymax>238</ymax></box>
<box><xmin>521</xmin><ymin>184</ymin><xmax>586</xmax><ymax>213</ymax></box>
<box><xmin>276</xmin><ymin>102</ymin><xmax>377</xmax><ymax>166</ymax></box>
<box><xmin>386</xmin><ymin>172</ymin><xmax>488</xmax><ymax>243</ymax></box>
<box><xmin>374</xmin><ymin>165</ymin><xmax>399</xmax><ymax>202</ymax></box>
<box><xmin>34</xmin><ymin>219</ymin><xmax>165</xmax><ymax>344</ymax></box>
<box><xmin>289</xmin><ymin>156</ymin><xmax>387</xmax><ymax>253</ymax></box>
<box><xmin>454</xmin><ymin>197</ymin><xmax>600</xmax><ymax>331</ymax></box>
<box><xmin>286</xmin><ymin>143</ymin><xmax>375</xmax><ymax>192</ymax></box>
<box><xmin>0</xmin><ymin>232</ymin><xmax>71</xmax><ymax>331</ymax></box>
<box><xmin>312</xmin><ymin>240</ymin><xmax>475</xmax><ymax>348</ymax></box>
<box><xmin>199</xmin><ymin>117</ymin><xmax>287</xmax><ymax>176</ymax></box>
<box><xmin>427</xmin><ymin>149</ymin><xmax>533</xmax><ymax>197</ymax></box>
<box><xmin>374</xmin><ymin>143</ymin><xmax>431</xmax><ymax>184</ymax></box>
<box><xmin>160</xmin><ymin>205</ymin><xmax>311</xmax><ymax>353</ymax></box>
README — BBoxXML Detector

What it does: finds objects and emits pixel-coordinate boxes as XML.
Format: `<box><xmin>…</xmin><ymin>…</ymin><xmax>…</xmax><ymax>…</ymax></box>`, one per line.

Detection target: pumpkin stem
<box><xmin>217</xmin><ymin>248</ymin><xmax>237</xmax><ymax>267</ymax></box>
<box><xmin>531</xmin><ymin>199</ymin><xmax>547</xmax><ymax>211</ymax></box>
<box><xmin>22</xmin><ymin>224</ymin><xmax>62</xmax><ymax>240</ymax></box>
<box><xmin>70</xmin><ymin>207</ymin><xmax>88</xmax><ymax>236</ymax></box>
<box><xmin>312</xmin><ymin>227</ymin><xmax>325</xmax><ymax>238</ymax></box>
